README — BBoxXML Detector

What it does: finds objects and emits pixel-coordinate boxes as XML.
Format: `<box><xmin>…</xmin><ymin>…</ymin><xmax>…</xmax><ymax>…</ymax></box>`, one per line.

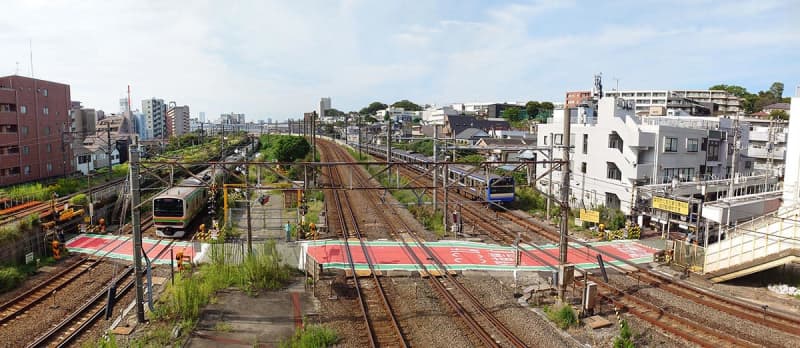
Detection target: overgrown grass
<box><xmin>0</xmin><ymin>256</ymin><xmax>54</xmax><ymax>294</ymax></box>
<box><xmin>152</xmin><ymin>241</ymin><xmax>293</xmax><ymax>325</ymax></box>
<box><xmin>613</xmin><ymin>319</ymin><xmax>636</xmax><ymax>348</ymax></box>
<box><xmin>0</xmin><ymin>266</ymin><xmax>25</xmax><ymax>293</ymax></box>
<box><xmin>279</xmin><ymin>324</ymin><xmax>339</xmax><ymax>348</ymax></box>
<box><xmin>543</xmin><ymin>303</ymin><xmax>579</xmax><ymax>329</ymax></box>
<box><xmin>366</xmin><ymin>161</ymin><xmax>446</xmax><ymax>237</ymax></box>
<box><xmin>0</xmin><ymin>213</ymin><xmax>39</xmax><ymax>246</ymax></box>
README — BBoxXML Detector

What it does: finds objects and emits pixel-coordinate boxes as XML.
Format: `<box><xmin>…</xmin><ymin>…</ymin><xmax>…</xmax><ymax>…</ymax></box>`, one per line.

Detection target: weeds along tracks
<box><xmin>361</xmin><ymin>143</ymin><xmax>800</xmax><ymax>346</ymax></box>
<box><xmin>322</xmin><ymin>139</ymin><xmax>528</xmax><ymax>347</ymax></box>
<box><xmin>322</xmin><ymin>142</ymin><xmax>408</xmax><ymax>348</ymax></box>
<box><xmin>0</xmin><ymin>216</ymin><xmax>153</xmax><ymax>328</ymax></box>
<box><xmin>26</xmin><ymin>240</ymin><xmax>174</xmax><ymax>348</ymax></box>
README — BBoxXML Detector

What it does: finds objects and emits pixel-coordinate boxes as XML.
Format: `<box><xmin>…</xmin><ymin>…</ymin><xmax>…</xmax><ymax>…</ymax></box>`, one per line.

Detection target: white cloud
<box><xmin>0</xmin><ymin>0</ymin><xmax>796</xmax><ymax>120</ymax></box>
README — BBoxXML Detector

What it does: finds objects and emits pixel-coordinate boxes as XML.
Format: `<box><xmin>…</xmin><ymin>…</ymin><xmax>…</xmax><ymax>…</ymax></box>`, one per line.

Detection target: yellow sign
<box><xmin>652</xmin><ymin>196</ymin><xmax>689</xmax><ymax>215</ymax></box>
<box><xmin>580</xmin><ymin>209</ymin><xmax>600</xmax><ymax>223</ymax></box>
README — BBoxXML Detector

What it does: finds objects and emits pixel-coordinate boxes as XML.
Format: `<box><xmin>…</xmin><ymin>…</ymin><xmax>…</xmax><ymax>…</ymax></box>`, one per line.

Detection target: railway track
<box><xmin>0</xmin><ymin>216</ymin><xmax>153</xmax><ymax>329</ymax></box>
<box><xmin>0</xmin><ymin>178</ymin><xmax>126</xmax><ymax>226</ymax></box>
<box><xmin>26</xmin><ymin>239</ymin><xmax>174</xmax><ymax>348</ymax></box>
<box><xmin>324</xmin><ymin>143</ymin><xmax>409</xmax><ymax>348</ymax></box>
<box><xmin>322</xmin><ymin>139</ymin><xmax>528</xmax><ymax>347</ymax></box>
<box><xmin>357</xmin><ymin>141</ymin><xmax>800</xmax><ymax>346</ymax></box>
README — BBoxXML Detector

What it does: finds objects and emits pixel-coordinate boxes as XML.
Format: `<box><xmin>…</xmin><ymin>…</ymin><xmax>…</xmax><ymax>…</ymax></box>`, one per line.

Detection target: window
<box><xmin>46</xmin><ymin>144</ymin><xmax>52</xmax><ymax>152</ymax></box>
<box><xmin>582</xmin><ymin>134</ymin><xmax>588</xmax><ymax>154</ymax></box>
<box><xmin>606</xmin><ymin>162</ymin><xmax>621</xmax><ymax>180</ymax></box>
<box><xmin>43</xmin><ymin>107</ymin><xmax>49</xmax><ymax>115</ymax></box>
<box><xmin>23</xmin><ymin>165</ymin><xmax>30</xmax><ymax>175</ymax></box>
<box><xmin>43</xmin><ymin>127</ymin><xmax>50</xmax><ymax>135</ymax></box>
<box><xmin>707</xmin><ymin>140</ymin><xmax>719</xmax><ymax>161</ymax></box>
<box><xmin>664</xmin><ymin>137</ymin><xmax>678</xmax><ymax>152</ymax></box>
<box><xmin>20</xmin><ymin>105</ymin><xmax>27</xmax><ymax>114</ymax></box>
<box><xmin>687</xmin><ymin>138</ymin><xmax>699</xmax><ymax>152</ymax></box>
<box><xmin>662</xmin><ymin>168</ymin><xmax>695</xmax><ymax>183</ymax></box>
<box><xmin>21</xmin><ymin>126</ymin><xmax>28</xmax><ymax>136</ymax></box>
<box><xmin>608</xmin><ymin>133</ymin><xmax>623</xmax><ymax>151</ymax></box>
<box><xmin>554</xmin><ymin>134</ymin><xmax>563</xmax><ymax>145</ymax></box>
<box><xmin>543</xmin><ymin>136</ymin><xmax>548</xmax><ymax>145</ymax></box>
<box><xmin>46</xmin><ymin>163</ymin><xmax>53</xmax><ymax>172</ymax></box>
<box><xmin>581</xmin><ymin>162</ymin><xmax>587</xmax><ymax>174</ymax></box>
<box><xmin>22</xmin><ymin>146</ymin><xmax>29</xmax><ymax>154</ymax></box>
<box><xmin>42</xmin><ymin>89</ymin><xmax>48</xmax><ymax>96</ymax></box>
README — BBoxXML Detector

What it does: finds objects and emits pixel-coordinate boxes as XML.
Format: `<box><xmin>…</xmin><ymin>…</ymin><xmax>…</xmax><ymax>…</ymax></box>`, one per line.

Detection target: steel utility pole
<box><xmin>559</xmin><ymin>111</ymin><xmax>571</xmax><ymax>301</ymax></box>
<box><xmin>106</xmin><ymin>125</ymin><xmax>113</xmax><ymax>181</ymax></box>
<box><xmin>246</xmin><ymin>166</ymin><xmax>253</xmax><ymax>256</ymax></box>
<box><xmin>727</xmin><ymin>115</ymin><xmax>740</xmax><ymax>199</ymax></box>
<box><xmin>386</xmin><ymin>118</ymin><xmax>391</xmax><ymax>162</ymax></box>
<box><xmin>433</xmin><ymin>125</ymin><xmax>438</xmax><ymax>212</ymax></box>
<box><xmin>129</xmin><ymin>139</ymin><xmax>145</xmax><ymax>323</ymax></box>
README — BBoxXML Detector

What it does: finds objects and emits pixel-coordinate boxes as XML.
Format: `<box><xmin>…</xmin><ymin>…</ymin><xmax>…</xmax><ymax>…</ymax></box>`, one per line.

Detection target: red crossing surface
<box><xmin>66</xmin><ymin>234</ymin><xmax>196</xmax><ymax>264</ymax></box>
<box><xmin>304</xmin><ymin>240</ymin><xmax>657</xmax><ymax>270</ymax></box>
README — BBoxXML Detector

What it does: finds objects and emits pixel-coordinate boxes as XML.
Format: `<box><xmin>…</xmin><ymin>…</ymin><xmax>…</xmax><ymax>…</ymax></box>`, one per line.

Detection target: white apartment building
<box><xmin>744</xmin><ymin>117</ymin><xmax>788</xmax><ymax>177</ymax></box>
<box><xmin>604</xmin><ymin>89</ymin><xmax>742</xmax><ymax>116</ymax></box>
<box><xmin>142</xmin><ymin>98</ymin><xmax>167</xmax><ymax>139</ymax></box>
<box><xmin>537</xmin><ymin>97</ymin><xmax>750</xmax><ymax>214</ymax></box>
<box><xmin>781</xmin><ymin>94</ymin><xmax>800</xmax><ymax>211</ymax></box>
<box><xmin>376</xmin><ymin>107</ymin><xmax>421</xmax><ymax>123</ymax></box>
<box><xmin>221</xmin><ymin>112</ymin><xmax>245</xmax><ymax>124</ymax></box>
<box><xmin>422</xmin><ymin>106</ymin><xmax>459</xmax><ymax>125</ymax></box>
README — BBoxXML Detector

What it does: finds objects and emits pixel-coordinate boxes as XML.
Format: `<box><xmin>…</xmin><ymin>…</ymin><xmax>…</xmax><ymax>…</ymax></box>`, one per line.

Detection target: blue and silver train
<box><xmin>356</xmin><ymin>143</ymin><xmax>515</xmax><ymax>204</ymax></box>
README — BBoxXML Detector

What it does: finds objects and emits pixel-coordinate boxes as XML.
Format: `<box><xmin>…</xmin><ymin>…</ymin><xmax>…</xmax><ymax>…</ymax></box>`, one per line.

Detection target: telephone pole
<box><xmin>129</xmin><ymin>140</ymin><xmax>145</xmax><ymax>323</ymax></box>
<box><xmin>727</xmin><ymin>115</ymin><xmax>741</xmax><ymax>199</ymax></box>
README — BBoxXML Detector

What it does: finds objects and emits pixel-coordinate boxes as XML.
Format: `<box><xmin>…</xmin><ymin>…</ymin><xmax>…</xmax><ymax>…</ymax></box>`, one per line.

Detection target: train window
<box><xmin>490</xmin><ymin>178</ymin><xmax>515</xmax><ymax>194</ymax></box>
<box><xmin>154</xmin><ymin>198</ymin><xmax>184</xmax><ymax>217</ymax></box>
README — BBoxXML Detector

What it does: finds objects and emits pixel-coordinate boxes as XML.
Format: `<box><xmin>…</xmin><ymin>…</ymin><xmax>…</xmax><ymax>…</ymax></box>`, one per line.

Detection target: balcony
<box><xmin>747</xmin><ymin>147</ymin><xmax>785</xmax><ymax>159</ymax></box>
<box><xmin>749</xmin><ymin>130</ymin><xmax>787</xmax><ymax>143</ymax></box>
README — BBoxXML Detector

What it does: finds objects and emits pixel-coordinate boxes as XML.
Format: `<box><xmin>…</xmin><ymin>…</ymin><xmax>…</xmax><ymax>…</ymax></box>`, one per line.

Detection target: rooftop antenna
<box><xmin>29</xmin><ymin>39</ymin><xmax>34</xmax><ymax>78</ymax></box>
<box><xmin>15</xmin><ymin>62</ymin><xmax>19</xmax><ymax>75</ymax></box>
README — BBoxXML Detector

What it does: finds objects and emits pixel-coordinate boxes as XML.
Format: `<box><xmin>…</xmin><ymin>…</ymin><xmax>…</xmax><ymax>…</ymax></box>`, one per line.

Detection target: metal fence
<box><xmin>670</xmin><ymin>239</ymin><xmax>705</xmax><ymax>272</ymax></box>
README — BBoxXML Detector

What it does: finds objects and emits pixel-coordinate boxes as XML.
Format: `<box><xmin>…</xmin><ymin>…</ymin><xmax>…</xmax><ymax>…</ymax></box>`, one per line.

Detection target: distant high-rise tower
<box><xmin>199</xmin><ymin>111</ymin><xmax>206</xmax><ymax>123</ymax></box>
<box><xmin>320</xmin><ymin>97</ymin><xmax>331</xmax><ymax>118</ymax></box>
<box><xmin>142</xmin><ymin>98</ymin><xmax>167</xmax><ymax>139</ymax></box>
<box><xmin>119</xmin><ymin>98</ymin><xmax>130</xmax><ymax>113</ymax></box>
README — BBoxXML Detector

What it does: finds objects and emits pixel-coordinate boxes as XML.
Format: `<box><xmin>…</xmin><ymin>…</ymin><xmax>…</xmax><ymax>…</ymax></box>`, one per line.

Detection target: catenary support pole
<box><xmin>129</xmin><ymin>139</ymin><xmax>145</xmax><ymax>323</ymax></box>
<box><xmin>559</xmin><ymin>111</ymin><xmax>571</xmax><ymax>301</ymax></box>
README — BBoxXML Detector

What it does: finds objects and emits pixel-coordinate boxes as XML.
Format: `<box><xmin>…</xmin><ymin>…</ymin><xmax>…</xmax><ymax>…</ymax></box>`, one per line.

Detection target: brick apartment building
<box><xmin>566</xmin><ymin>91</ymin><xmax>592</xmax><ymax>108</ymax></box>
<box><xmin>0</xmin><ymin>75</ymin><xmax>73</xmax><ymax>186</ymax></box>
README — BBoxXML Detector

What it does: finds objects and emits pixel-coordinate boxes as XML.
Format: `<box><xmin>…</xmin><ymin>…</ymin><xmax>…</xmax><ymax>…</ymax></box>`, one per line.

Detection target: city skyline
<box><xmin>1</xmin><ymin>0</ymin><xmax>798</xmax><ymax>121</ymax></box>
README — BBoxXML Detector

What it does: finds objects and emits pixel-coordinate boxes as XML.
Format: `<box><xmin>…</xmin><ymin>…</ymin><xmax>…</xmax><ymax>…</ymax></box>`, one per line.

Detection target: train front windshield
<box><xmin>154</xmin><ymin>198</ymin><xmax>184</xmax><ymax>217</ymax></box>
<box><xmin>490</xmin><ymin>178</ymin><xmax>514</xmax><ymax>194</ymax></box>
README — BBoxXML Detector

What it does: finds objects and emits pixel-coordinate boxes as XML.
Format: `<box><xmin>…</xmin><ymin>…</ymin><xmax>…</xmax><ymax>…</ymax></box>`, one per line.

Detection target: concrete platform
<box><xmin>187</xmin><ymin>279</ymin><xmax>315</xmax><ymax>347</ymax></box>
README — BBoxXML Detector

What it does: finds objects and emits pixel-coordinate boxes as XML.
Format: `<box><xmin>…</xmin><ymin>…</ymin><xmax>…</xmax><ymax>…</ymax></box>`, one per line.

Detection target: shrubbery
<box><xmin>280</xmin><ymin>324</ymin><xmax>338</xmax><ymax>348</ymax></box>
<box><xmin>544</xmin><ymin>303</ymin><xmax>579</xmax><ymax>329</ymax></box>
<box><xmin>0</xmin><ymin>266</ymin><xmax>25</xmax><ymax>293</ymax></box>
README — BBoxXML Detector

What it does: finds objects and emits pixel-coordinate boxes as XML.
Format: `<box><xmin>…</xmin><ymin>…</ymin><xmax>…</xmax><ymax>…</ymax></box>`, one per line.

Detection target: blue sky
<box><xmin>1</xmin><ymin>0</ymin><xmax>798</xmax><ymax>121</ymax></box>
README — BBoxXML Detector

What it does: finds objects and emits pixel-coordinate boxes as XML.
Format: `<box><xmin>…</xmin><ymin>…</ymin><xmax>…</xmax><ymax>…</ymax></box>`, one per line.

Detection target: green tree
<box><xmin>770</xmin><ymin>109</ymin><xmax>789</xmax><ymax>120</ymax></box>
<box><xmin>364</xmin><ymin>115</ymin><xmax>378</xmax><ymax>123</ymax></box>
<box><xmin>359</xmin><ymin>102</ymin><xmax>388</xmax><ymax>115</ymax></box>
<box><xmin>273</xmin><ymin>136</ymin><xmax>311</xmax><ymax>162</ymax></box>
<box><xmin>324</xmin><ymin>108</ymin><xmax>346</xmax><ymax>117</ymax></box>
<box><xmin>457</xmin><ymin>154</ymin><xmax>485</xmax><ymax>165</ymax></box>
<box><xmin>540</xmin><ymin>101</ymin><xmax>555</xmax><ymax>111</ymax></box>
<box><xmin>769</xmin><ymin>82</ymin><xmax>784</xmax><ymax>100</ymax></box>
<box><xmin>525</xmin><ymin>101</ymin><xmax>541</xmax><ymax>119</ymax></box>
<box><xmin>391</xmin><ymin>99</ymin><xmax>422</xmax><ymax>111</ymax></box>
<box><xmin>501</xmin><ymin>107</ymin><xmax>523</xmax><ymax>122</ymax></box>
<box><xmin>409</xmin><ymin>139</ymin><xmax>433</xmax><ymax>156</ymax></box>
<box><xmin>709</xmin><ymin>84</ymin><xmax>751</xmax><ymax>98</ymax></box>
